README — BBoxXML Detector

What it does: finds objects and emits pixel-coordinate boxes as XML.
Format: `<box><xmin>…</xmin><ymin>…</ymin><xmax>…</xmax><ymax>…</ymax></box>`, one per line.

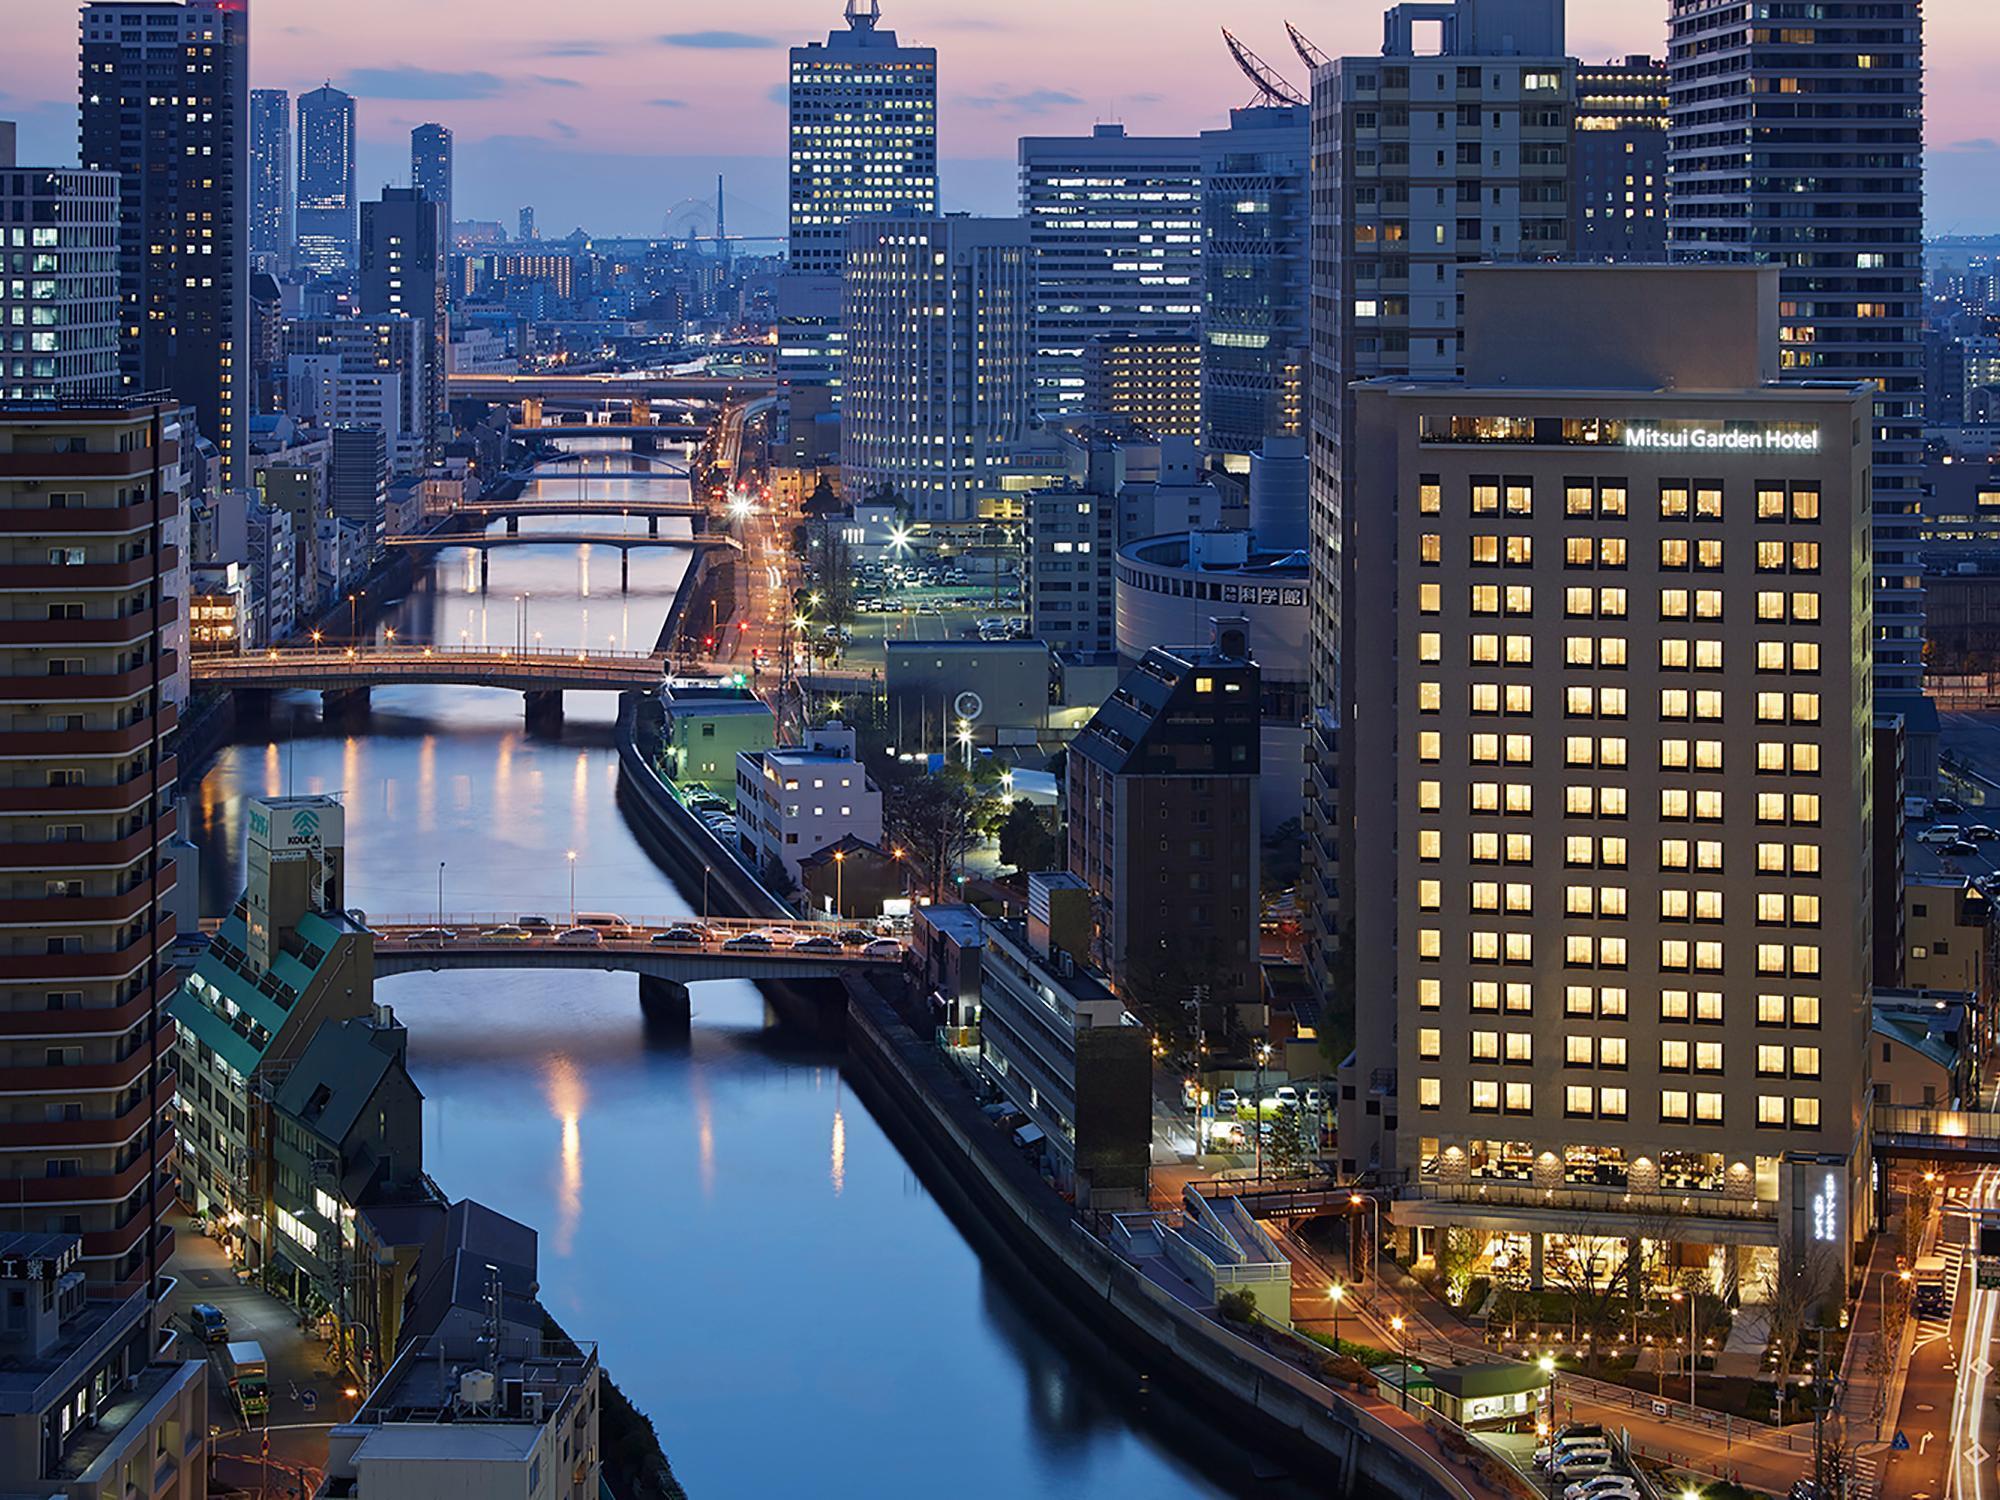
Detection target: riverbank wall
<box><xmin>838</xmin><ymin>981</ymin><xmax>1504</xmax><ymax>1500</ymax></box>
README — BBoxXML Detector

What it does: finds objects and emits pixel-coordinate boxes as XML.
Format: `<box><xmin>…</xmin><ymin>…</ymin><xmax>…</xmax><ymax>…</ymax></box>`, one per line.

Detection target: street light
<box><xmin>702</xmin><ymin>865</ymin><xmax>711</xmax><ymax>926</ymax></box>
<box><xmin>1390</xmin><ymin>1314</ymin><xmax>1410</xmax><ymax>1410</ymax></box>
<box><xmin>1669</xmin><ymin>1287</ymin><xmax>1697</xmax><ymax>1408</ymax></box>
<box><xmin>1538</xmin><ymin>1352</ymin><xmax>1557</xmax><ymax>1432</ymax></box>
<box><xmin>1328</xmin><ymin>1283</ymin><xmax>1345</xmax><ymax>1353</ymax></box>
<box><xmin>1350</xmin><ymin>1191</ymin><xmax>1382</xmax><ymax>1285</ymax></box>
<box><xmin>436</xmin><ymin>862</ymin><xmax>445</xmax><ymax>929</ymax></box>
<box><xmin>566</xmin><ymin>850</ymin><xmax>578</xmax><ymax>928</ymax></box>
<box><xmin>833</xmin><ymin>848</ymin><xmax>846</xmax><ymax>920</ymax></box>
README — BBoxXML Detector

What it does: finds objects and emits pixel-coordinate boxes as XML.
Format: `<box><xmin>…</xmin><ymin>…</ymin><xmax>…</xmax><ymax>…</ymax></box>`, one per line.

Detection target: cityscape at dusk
<box><xmin>2</xmin><ymin>0</ymin><xmax>1998</xmax><ymax>1498</ymax></box>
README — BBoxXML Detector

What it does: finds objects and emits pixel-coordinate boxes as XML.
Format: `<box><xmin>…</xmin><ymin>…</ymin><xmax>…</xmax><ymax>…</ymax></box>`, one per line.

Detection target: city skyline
<box><xmin>7</xmin><ymin>0</ymin><xmax>1999</xmax><ymax>237</ymax></box>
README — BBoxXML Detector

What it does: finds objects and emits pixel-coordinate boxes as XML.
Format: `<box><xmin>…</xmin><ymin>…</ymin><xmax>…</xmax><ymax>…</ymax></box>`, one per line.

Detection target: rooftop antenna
<box><xmin>1223</xmin><ymin>28</ymin><xmax>1308</xmax><ymax>107</ymax></box>
<box><xmin>845</xmin><ymin>0</ymin><xmax>881</xmax><ymax>33</ymax></box>
<box><xmin>1287</xmin><ymin>21</ymin><xmax>1330</xmax><ymax>71</ymax></box>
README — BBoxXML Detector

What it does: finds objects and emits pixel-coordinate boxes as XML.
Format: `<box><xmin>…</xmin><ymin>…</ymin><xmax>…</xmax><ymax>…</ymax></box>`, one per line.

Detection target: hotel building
<box><xmin>1344</xmin><ymin>265</ymin><xmax>1872</xmax><ymax>1299</ymax></box>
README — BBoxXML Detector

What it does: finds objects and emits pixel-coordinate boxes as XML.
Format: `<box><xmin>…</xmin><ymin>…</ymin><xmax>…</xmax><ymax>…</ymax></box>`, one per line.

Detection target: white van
<box><xmin>574</xmin><ymin>912</ymin><xmax>632</xmax><ymax>934</ymax></box>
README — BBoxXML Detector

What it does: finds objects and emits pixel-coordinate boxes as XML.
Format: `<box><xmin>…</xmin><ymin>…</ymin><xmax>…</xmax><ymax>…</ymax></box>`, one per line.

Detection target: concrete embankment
<box><xmin>840</xmin><ymin>980</ymin><xmax>1514</xmax><ymax>1500</ymax></box>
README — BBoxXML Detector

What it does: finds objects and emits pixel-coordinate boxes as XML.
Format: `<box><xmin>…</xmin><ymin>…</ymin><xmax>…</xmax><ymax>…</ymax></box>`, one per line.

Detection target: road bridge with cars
<box><xmin>192</xmin><ymin>645</ymin><xmax>665</xmax><ymax>726</ymax></box>
<box><xmin>365</xmin><ymin>914</ymin><xmax>903</xmax><ymax>1021</ymax></box>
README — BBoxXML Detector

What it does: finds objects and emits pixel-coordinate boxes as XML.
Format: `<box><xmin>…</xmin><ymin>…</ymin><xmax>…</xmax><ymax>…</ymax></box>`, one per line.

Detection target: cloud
<box><xmin>1943</xmin><ymin>137</ymin><xmax>1999</xmax><ymax>152</ymax></box>
<box><xmin>341</xmin><ymin>67</ymin><xmax>506</xmax><ymax>101</ymax></box>
<box><xmin>648</xmin><ymin>98</ymin><xmax>690</xmax><ymax>110</ymax></box>
<box><xmin>765</xmin><ymin>82</ymin><xmax>791</xmax><ymax>107</ymax></box>
<box><xmin>535</xmin><ymin>41</ymin><xmax>607</xmax><ymax>58</ymax></box>
<box><xmin>962</xmin><ymin>87</ymin><xmax>1085</xmax><ymax>118</ymax></box>
<box><xmin>530</xmin><ymin>75</ymin><xmax>583</xmax><ymax>90</ymax></box>
<box><xmin>548</xmin><ymin>119</ymin><xmax>579</xmax><ymax>140</ymax></box>
<box><xmin>659</xmin><ymin>30</ymin><xmax>776</xmax><ymax>50</ymax></box>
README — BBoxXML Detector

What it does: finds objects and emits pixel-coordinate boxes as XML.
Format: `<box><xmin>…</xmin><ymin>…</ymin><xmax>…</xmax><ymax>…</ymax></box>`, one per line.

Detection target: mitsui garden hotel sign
<box><xmin>1419</xmin><ymin>414</ymin><xmax>1826</xmax><ymax>453</ymax></box>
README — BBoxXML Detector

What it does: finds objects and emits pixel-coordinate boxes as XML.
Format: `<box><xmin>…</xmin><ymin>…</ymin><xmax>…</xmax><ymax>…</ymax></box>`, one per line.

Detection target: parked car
<box><xmin>1565</xmin><ymin>1479</ymin><xmax>1639</xmax><ymax>1500</ymax></box>
<box><xmin>1304</xmin><ymin>1087</ymin><xmax>1324</xmax><ymax>1111</ymax></box>
<box><xmin>1549</xmin><ymin>1452</ymin><xmax>1614</xmax><ymax>1481</ymax></box>
<box><xmin>481</xmin><ymin>925</ymin><xmax>533</xmax><ymax>942</ymax></box>
<box><xmin>555</xmin><ymin>927</ymin><xmax>603</xmax><ymax>946</ymax></box>
<box><xmin>1968</xmin><ymin>825</ymin><xmax>1999</xmax><ymax>841</ymax></box>
<box><xmin>1937</xmin><ymin>796</ymin><xmax>1966</xmax><ymax>815</ymax></box>
<box><xmin>1918</xmin><ymin>825</ymin><xmax>1966</xmax><ymax>846</ymax></box>
<box><xmin>187</xmin><ymin>1303</ymin><xmax>229</xmax><ymax>1343</ymax></box>
<box><xmin>651</xmin><ymin>927</ymin><xmax>708</xmax><ymax>946</ymax></box>
<box><xmin>723</xmin><ymin>932</ymin><xmax>773</xmax><ymax>952</ymax></box>
<box><xmin>1536</xmin><ymin>1434</ymin><xmax>1610</xmax><ymax>1470</ymax></box>
<box><xmin>1944</xmin><ymin>839</ymin><xmax>1981</xmax><ymax>857</ymax></box>
<box><xmin>1275</xmin><ymin>1085</ymin><xmax>1300</xmax><ymax>1110</ymax></box>
<box><xmin>861</xmin><ymin>938</ymin><xmax>903</xmax><ymax>960</ymax></box>
<box><xmin>407</xmin><ymin>927</ymin><xmax>455</xmax><ymax>946</ymax></box>
<box><xmin>1216</xmin><ymin>1087</ymin><xmax>1241</xmax><ymax>1117</ymax></box>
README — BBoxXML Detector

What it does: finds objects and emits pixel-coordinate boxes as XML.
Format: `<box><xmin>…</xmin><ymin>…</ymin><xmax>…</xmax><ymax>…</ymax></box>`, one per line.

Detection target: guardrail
<box><xmin>1409</xmin><ymin>1179</ymin><xmax>1777</xmax><ymax>1222</ymax></box>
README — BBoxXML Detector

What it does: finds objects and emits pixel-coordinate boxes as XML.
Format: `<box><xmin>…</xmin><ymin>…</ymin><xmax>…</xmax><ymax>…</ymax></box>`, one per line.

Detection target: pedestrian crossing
<box><xmin>1917</xmin><ymin>1241</ymin><xmax>1967</xmax><ymax>1341</ymax></box>
<box><xmin>1852</xmin><ymin>1447</ymin><xmax>1882</xmax><ymax>1500</ymax></box>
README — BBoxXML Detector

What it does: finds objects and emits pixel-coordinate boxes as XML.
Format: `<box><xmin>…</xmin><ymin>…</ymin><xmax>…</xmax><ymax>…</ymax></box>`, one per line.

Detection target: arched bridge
<box><xmin>367</xmin><ymin>915</ymin><xmax>903</xmax><ymax>1019</ymax></box>
<box><xmin>192</xmin><ymin>645</ymin><xmax>664</xmax><ymax>725</ymax></box>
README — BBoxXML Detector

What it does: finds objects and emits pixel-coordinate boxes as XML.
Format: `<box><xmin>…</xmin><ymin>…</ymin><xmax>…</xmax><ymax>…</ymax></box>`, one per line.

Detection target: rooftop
<box><xmin>916</xmin><ymin>902</ymin><xmax>986</xmax><ymax>948</ymax></box>
<box><xmin>0</xmin><ymin>1283</ymin><xmax>146</xmax><ymax>1418</ymax></box>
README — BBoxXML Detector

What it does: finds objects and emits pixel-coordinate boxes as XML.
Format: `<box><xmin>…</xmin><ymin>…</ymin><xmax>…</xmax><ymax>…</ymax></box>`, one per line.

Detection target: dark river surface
<box><xmin>188</xmin><ymin>455</ymin><xmax>1292</xmax><ymax>1497</ymax></box>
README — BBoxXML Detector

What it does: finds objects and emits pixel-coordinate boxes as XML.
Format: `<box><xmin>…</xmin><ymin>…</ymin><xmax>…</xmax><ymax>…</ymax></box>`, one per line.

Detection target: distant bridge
<box><xmin>366</xmin><ymin>914</ymin><xmax>902</xmax><ymax>1017</ymax></box>
<box><xmin>452</xmin><ymin>372</ymin><xmax>776</xmax><ymax>403</ymax></box>
<box><xmin>445</xmin><ymin>497</ymin><xmax>707</xmax><ymax>523</ymax></box>
<box><xmin>384</xmin><ymin>531</ymin><xmax>738</xmax><ymax>554</ymax></box>
<box><xmin>193</xmin><ymin>645</ymin><xmax>664</xmax><ymax>723</ymax></box>
<box><xmin>511</xmin><ymin>423</ymin><xmax>708</xmax><ymax>441</ymax></box>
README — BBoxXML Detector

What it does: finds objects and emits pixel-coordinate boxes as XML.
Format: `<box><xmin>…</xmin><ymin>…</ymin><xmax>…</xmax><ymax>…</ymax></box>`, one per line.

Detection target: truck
<box><xmin>223</xmin><ymin>1340</ymin><xmax>269</xmax><ymax>1420</ymax></box>
<box><xmin>1912</xmin><ymin>1251</ymin><xmax>1951</xmax><ymax>1319</ymax></box>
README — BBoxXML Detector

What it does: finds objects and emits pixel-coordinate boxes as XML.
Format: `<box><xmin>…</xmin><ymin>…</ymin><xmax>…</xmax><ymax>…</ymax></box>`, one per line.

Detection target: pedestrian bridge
<box><xmin>366</xmin><ymin>916</ymin><xmax>901</xmax><ymax>1016</ymax></box>
<box><xmin>1873</xmin><ymin>1105</ymin><xmax>2000</xmax><ymax>1162</ymax></box>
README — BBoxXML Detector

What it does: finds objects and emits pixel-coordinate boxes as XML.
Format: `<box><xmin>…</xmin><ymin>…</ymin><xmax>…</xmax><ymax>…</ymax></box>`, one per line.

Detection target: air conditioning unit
<box><xmin>524</xmin><ymin>1390</ymin><xmax>545</xmax><ymax>1424</ymax></box>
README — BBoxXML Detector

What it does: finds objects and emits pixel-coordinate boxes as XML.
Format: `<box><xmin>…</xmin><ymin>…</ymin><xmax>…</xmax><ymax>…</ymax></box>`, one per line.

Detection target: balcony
<box><xmin>0</xmin><ymin>491</ymin><xmax>180</xmax><ymax>533</ymax></box>
<box><xmin>0</xmin><ymin>1070</ymin><xmax>174</xmax><ymax>1149</ymax></box>
<box><xmin>2</xmin><ymin>984</ymin><xmax>175</xmax><ymax>1035</ymax></box>
<box><xmin>0</xmin><ymin>757</ymin><xmax>175</xmax><ymax>814</ymax></box>
<box><xmin>0</xmin><ymin>914</ymin><xmax>179</xmax><ymax>981</ymax></box>
<box><xmin>0</xmin><ymin>651</ymin><xmax>180</xmax><ymax>703</ymax></box>
<box><xmin>0</xmin><ymin>599</ymin><xmax>179</xmax><ymax>646</ymax></box>
<box><xmin>6</xmin><ymin>1145</ymin><xmax>173</xmax><ymax>1208</ymax></box>
<box><xmin>0</xmin><ymin>806</ymin><xmax>178</xmax><ymax>869</ymax></box>
<box><xmin>0</xmin><ymin>704</ymin><xmax>176</xmax><ymax>759</ymax></box>
<box><xmin>0</xmin><ymin>444</ymin><xmax>177</xmax><ymax>480</ymax></box>
<box><xmin>0</xmin><ymin>1047</ymin><xmax>160</xmax><ymax>1097</ymax></box>
<box><xmin>0</xmin><ymin>863</ymin><xmax>176</xmax><ymax>925</ymax></box>
<box><xmin>0</xmin><ymin>545</ymin><xmax>179</xmax><ymax>591</ymax></box>
<box><xmin>81</xmin><ymin>1180</ymin><xmax>175</xmax><ymax>1262</ymax></box>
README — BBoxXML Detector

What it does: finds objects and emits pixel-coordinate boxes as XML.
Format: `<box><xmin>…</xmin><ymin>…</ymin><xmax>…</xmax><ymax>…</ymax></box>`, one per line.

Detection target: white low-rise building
<box><xmin>735</xmin><ymin>724</ymin><xmax>883</xmax><ymax>885</ymax></box>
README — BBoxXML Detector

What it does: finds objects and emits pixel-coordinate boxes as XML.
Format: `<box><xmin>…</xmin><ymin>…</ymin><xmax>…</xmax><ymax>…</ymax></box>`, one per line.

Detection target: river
<box><xmin>187</xmin><ymin>453</ymin><xmax>1286</xmax><ymax>1497</ymax></box>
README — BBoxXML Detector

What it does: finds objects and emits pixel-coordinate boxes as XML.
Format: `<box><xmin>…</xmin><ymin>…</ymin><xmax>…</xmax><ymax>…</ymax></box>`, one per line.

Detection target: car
<box><xmin>723</xmin><ymin>932</ymin><xmax>773</xmax><ymax>952</ymax></box>
<box><xmin>516</xmin><ymin>915</ymin><xmax>555</xmax><ymax>931</ymax></box>
<box><xmin>861</xmin><ymin>938</ymin><xmax>903</xmax><ymax>960</ymax></box>
<box><xmin>794</xmin><ymin>935</ymin><xmax>843</xmax><ymax>954</ymax></box>
<box><xmin>481</xmin><ymin>925</ymin><xmax>533</xmax><ymax>942</ymax></box>
<box><xmin>1537</xmin><ymin>1436</ymin><xmax>1612</xmax><ymax>1471</ymax></box>
<box><xmin>1918</xmin><ymin>825</ymin><xmax>1966</xmax><ymax>846</ymax></box>
<box><xmin>1944</xmin><ymin>839</ymin><xmax>1981</xmax><ymax>857</ymax></box>
<box><xmin>1565</xmin><ymin>1479</ymin><xmax>1638</xmax><ymax>1500</ymax></box>
<box><xmin>1937</xmin><ymin>796</ymin><xmax>1966</xmax><ymax>815</ymax></box>
<box><xmin>1549</xmin><ymin>1452</ymin><xmax>1614</xmax><ymax>1481</ymax></box>
<box><xmin>407</xmin><ymin>927</ymin><xmax>455</xmax><ymax>946</ymax></box>
<box><xmin>836</xmin><ymin>927</ymin><xmax>875</xmax><ymax>947</ymax></box>
<box><xmin>1304</xmin><ymin>1086</ymin><xmax>1324</xmax><ymax>1111</ymax></box>
<box><xmin>1275</xmin><ymin>1085</ymin><xmax>1301</xmax><ymax>1110</ymax></box>
<box><xmin>1216</xmin><ymin>1087</ymin><xmax>1241</xmax><ymax>1116</ymax></box>
<box><xmin>651</xmin><ymin>927</ymin><xmax>708</xmax><ymax>946</ymax></box>
<box><xmin>187</xmin><ymin>1303</ymin><xmax>229</xmax><ymax>1343</ymax></box>
<box><xmin>1914</xmin><ymin>1279</ymin><xmax>1949</xmax><ymax>1318</ymax></box>
<box><xmin>555</xmin><ymin>926</ymin><xmax>602</xmax><ymax>946</ymax></box>
<box><xmin>1969</xmin><ymin>825</ymin><xmax>2000</xmax><ymax>841</ymax></box>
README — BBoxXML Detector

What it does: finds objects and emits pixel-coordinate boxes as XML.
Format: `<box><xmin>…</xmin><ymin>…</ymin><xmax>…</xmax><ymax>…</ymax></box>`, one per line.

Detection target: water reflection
<box><xmin>544</xmin><ymin>1054</ymin><xmax>586</xmax><ymax>1257</ymax></box>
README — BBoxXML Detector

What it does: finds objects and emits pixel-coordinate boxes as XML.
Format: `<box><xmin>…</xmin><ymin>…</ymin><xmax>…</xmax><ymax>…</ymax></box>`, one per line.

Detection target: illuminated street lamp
<box><xmin>566</xmin><ymin>850</ymin><xmax>578</xmax><ymax>928</ymax></box>
<box><xmin>1328</xmin><ymin>1283</ymin><xmax>1345</xmax><ymax>1351</ymax></box>
<box><xmin>957</xmin><ymin>718</ymin><xmax>973</xmax><ymax>771</ymax></box>
<box><xmin>1390</xmin><ymin>1315</ymin><xmax>1411</xmax><ymax>1409</ymax></box>
<box><xmin>1538</xmin><ymin>1352</ymin><xmax>1557</xmax><ymax>1431</ymax></box>
<box><xmin>833</xmin><ymin>848</ymin><xmax>846</xmax><ymax>919</ymax></box>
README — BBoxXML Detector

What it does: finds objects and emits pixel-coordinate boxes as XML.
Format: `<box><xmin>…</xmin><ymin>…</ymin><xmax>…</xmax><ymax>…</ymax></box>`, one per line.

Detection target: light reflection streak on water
<box><xmin>543</xmin><ymin>1053</ymin><xmax>587</xmax><ymax>1257</ymax></box>
<box><xmin>831</xmin><ymin>1108</ymin><xmax>846</xmax><ymax>1197</ymax></box>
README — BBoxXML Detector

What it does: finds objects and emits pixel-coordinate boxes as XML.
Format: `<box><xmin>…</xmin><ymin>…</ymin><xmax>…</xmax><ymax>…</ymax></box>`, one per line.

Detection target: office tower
<box><xmin>411</xmin><ymin>123</ymin><xmax>454</xmax><ymax>248</ymax></box>
<box><xmin>79</xmin><ymin>1</ymin><xmax>250</xmax><ymax>488</ymax></box>
<box><xmin>0</xmin><ymin>396</ymin><xmax>184</xmax><ymax>1295</ymax></box>
<box><xmin>297</xmin><ymin>85</ymin><xmax>359</xmax><ymax>279</ymax></box>
<box><xmin>788</xmin><ymin>0</ymin><xmax>938</xmax><ymax>278</ymax></box>
<box><xmin>250</xmin><ymin>88</ymin><xmax>294</xmax><ymax>268</ymax></box>
<box><xmin>840</xmin><ymin>216</ymin><xmax>1032</xmax><ymax>521</ymax></box>
<box><xmin>1019</xmin><ymin>126</ymin><xmax>1203</xmax><ymax>421</ymax></box>
<box><xmin>1573</xmin><ymin>58</ymin><xmax>1667</xmax><ymax>263</ymax></box>
<box><xmin>1067</xmin><ymin>625</ymin><xmax>1263</xmax><ymax>1016</ymax></box>
<box><xmin>1200</xmin><ymin>104</ymin><xmax>1311</xmax><ymax>465</ymax></box>
<box><xmin>517</xmin><ymin>206</ymin><xmax>536</xmax><ymax>243</ymax></box>
<box><xmin>279</xmin><ymin>316</ymin><xmax>426</xmax><ymax>474</ymax></box>
<box><xmin>1026</xmin><ymin>488</ymin><xmax>1116</xmax><ymax>656</ymax></box>
<box><xmin>1667</xmin><ymin>1</ymin><xmax>1926</xmax><ymax>701</ymax></box>
<box><xmin>1303</xmin><ymin>0</ymin><xmax>1573</xmax><ymax>1075</ymax></box>
<box><xmin>0</xmin><ymin>138</ymin><xmax>118</xmax><ymax>400</ymax></box>
<box><xmin>172</xmin><ymin>795</ymin><xmax>374</xmax><ymax>1247</ymax></box>
<box><xmin>329</xmin><ymin>424</ymin><xmax>391</xmax><ymax>539</ymax></box>
<box><xmin>1081</xmin><ymin>332</ymin><xmax>1203</xmax><ymax>439</ymax></box>
<box><xmin>1342</xmin><ymin>265</ymin><xmax>1871</xmax><ymax>1296</ymax></box>
<box><xmin>361</xmin><ymin>188</ymin><xmax>449</xmax><ymax>463</ymax></box>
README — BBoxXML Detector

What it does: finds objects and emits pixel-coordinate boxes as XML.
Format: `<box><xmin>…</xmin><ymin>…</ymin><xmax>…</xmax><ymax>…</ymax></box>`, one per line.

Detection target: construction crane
<box><xmin>1287</xmin><ymin>20</ymin><xmax>1330</xmax><ymax>71</ymax></box>
<box><xmin>1223</xmin><ymin>27</ymin><xmax>1308</xmax><ymax>107</ymax></box>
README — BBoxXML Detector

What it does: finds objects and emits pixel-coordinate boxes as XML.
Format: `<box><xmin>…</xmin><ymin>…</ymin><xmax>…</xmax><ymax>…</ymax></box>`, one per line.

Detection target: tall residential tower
<box><xmin>297</xmin><ymin>84</ymin><xmax>359</xmax><ymax>279</ymax></box>
<box><xmin>411</xmin><ymin>123</ymin><xmax>454</xmax><ymax>249</ymax></box>
<box><xmin>249</xmin><ymin>88</ymin><xmax>293</xmax><ymax>269</ymax></box>
<box><xmin>79</xmin><ymin>0</ymin><xmax>250</xmax><ymax>485</ymax></box>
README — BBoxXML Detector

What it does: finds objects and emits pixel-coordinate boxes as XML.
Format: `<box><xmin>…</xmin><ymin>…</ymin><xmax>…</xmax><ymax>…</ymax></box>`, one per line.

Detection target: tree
<box><xmin>885</xmin><ymin>770</ymin><xmax>992</xmax><ymax>900</ymax></box>
<box><xmin>997</xmin><ymin>800</ymin><xmax>1060</xmax><ymax>874</ymax></box>
<box><xmin>1437</xmin><ymin>1227</ymin><xmax>1479</xmax><ymax>1309</ymax></box>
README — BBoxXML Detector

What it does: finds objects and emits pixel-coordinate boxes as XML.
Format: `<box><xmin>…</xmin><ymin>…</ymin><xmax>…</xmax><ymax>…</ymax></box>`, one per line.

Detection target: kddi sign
<box><xmin>251</xmin><ymin>801</ymin><xmax>337</xmax><ymax>852</ymax></box>
<box><xmin>1624</xmin><ymin>423</ymin><xmax>1822</xmax><ymax>455</ymax></box>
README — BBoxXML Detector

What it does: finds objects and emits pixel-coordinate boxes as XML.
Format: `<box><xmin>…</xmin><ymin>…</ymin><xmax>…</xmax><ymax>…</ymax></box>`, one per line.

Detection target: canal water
<box><xmin>188</xmin><ymin>455</ymin><xmax>1283</xmax><ymax>1498</ymax></box>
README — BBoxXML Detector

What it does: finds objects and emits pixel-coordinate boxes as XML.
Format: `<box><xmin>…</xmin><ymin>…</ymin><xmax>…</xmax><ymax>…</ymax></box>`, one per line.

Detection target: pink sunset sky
<box><xmin>5</xmin><ymin>0</ymin><xmax>1994</xmax><ymax>237</ymax></box>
